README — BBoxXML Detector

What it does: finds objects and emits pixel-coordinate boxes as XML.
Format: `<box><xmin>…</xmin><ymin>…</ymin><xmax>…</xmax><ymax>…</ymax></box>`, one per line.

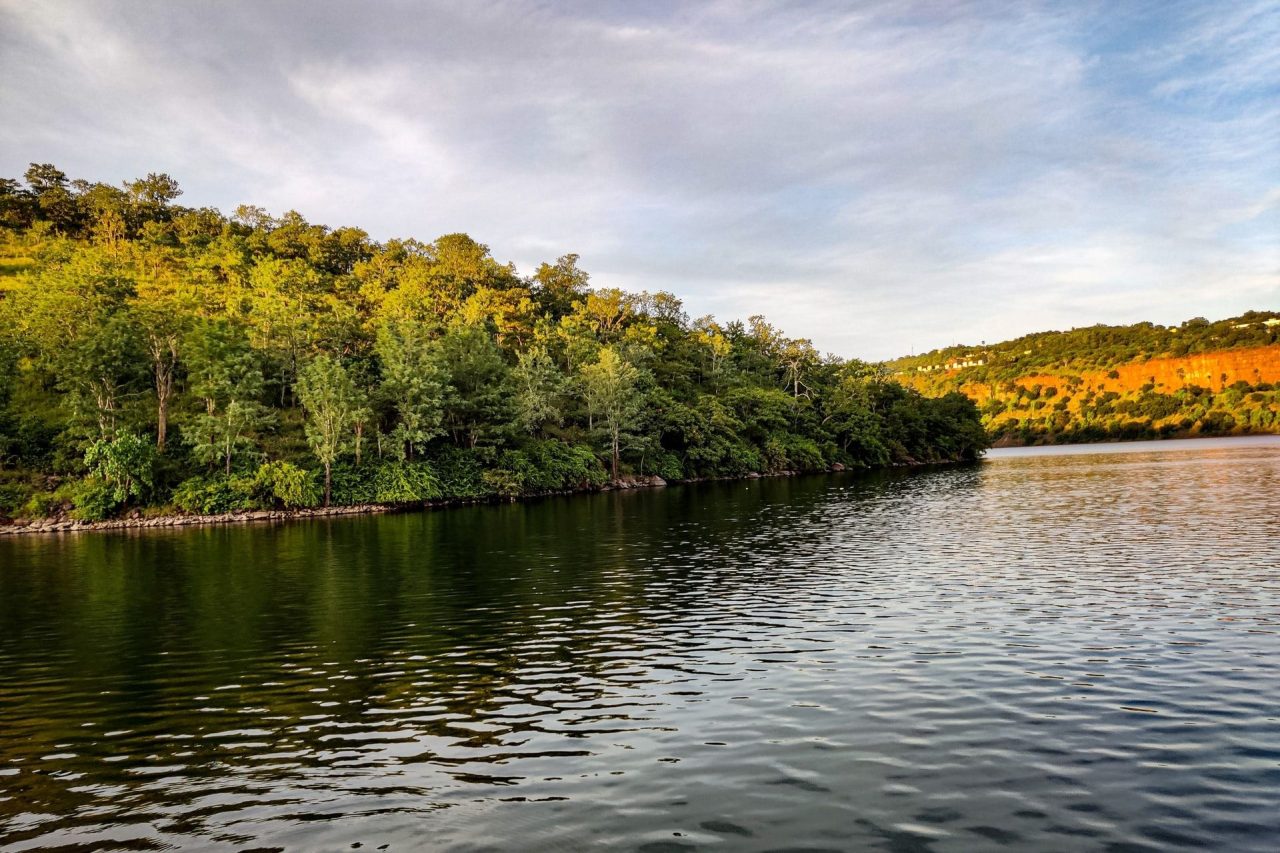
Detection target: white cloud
<box><xmin>1</xmin><ymin>0</ymin><xmax>1275</xmax><ymax>359</ymax></box>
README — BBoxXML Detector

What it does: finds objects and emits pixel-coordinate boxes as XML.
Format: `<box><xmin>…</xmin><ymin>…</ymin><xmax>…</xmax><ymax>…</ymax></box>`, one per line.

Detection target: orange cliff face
<box><xmin>1014</xmin><ymin>346</ymin><xmax>1280</xmax><ymax>396</ymax></box>
<box><xmin>903</xmin><ymin>345</ymin><xmax>1280</xmax><ymax>400</ymax></box>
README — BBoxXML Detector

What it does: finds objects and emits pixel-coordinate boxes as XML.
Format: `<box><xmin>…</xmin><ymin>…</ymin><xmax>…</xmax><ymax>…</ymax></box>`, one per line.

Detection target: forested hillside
<box><xmin>0</xmin><ymin>165</ymin><xmax>986</xmax><ymax>523</ymax></box>
<box><xmin>890</xmin><ymin>315</ymin><xmax>1280</xmax><ymax>445</ymax></box>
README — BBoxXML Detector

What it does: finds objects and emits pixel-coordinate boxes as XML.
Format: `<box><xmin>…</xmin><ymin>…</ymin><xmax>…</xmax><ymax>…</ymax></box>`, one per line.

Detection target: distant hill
<box><xmin>886</xmin><ymin>312</ymin><xmax>1280</xmax><ymax>445</ymax></box>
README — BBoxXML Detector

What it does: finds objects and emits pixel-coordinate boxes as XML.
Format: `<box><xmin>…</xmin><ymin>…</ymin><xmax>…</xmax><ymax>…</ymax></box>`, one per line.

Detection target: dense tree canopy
<box><xmin>0</xmin><ymin>166</ymin><xmax>986</xmax><ymax>521</ymax></box>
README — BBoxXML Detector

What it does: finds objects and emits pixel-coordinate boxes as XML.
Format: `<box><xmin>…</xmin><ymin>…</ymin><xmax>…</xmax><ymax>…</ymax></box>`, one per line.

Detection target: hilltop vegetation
<box><xmin>890</xmin><ymin>315</ymin><xmax>1280</xmax><ymax>445</ymax></box>
<box><xmin>0</xmin><ymin>165</ymin><xmax>986</xmax><ymax>523</ymax></box>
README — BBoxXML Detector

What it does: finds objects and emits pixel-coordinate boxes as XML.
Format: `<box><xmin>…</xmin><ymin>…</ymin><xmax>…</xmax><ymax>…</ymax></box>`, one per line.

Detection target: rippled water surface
<box><xmin>3</xmin><ymin>437</ymin><xmax>1280</xmax><ymax>851</ymax></box>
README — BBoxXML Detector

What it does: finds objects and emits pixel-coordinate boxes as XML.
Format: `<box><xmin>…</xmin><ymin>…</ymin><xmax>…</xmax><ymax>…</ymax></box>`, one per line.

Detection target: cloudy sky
<box><xmin>1</xmin><ymin>1</ymin><xmax>1276</xmax><ymax>359</ymax></box>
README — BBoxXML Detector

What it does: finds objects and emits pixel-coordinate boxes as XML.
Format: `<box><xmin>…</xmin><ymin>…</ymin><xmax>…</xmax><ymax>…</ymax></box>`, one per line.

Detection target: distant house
<box><xmin>943</xmin><ymin>357</ymin><xmax>986</xmax><ymax>370</ymax></box>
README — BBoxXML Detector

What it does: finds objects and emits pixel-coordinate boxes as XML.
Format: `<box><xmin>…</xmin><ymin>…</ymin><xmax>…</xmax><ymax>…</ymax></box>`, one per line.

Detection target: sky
<box><xmin>1</xmin><ymin>1</ymin><xmax>1277</xmax><ymax>360</ymax></box>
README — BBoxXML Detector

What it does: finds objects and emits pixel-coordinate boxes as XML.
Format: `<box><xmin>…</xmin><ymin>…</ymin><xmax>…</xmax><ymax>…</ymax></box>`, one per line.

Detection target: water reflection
<box><xmin>2</xmin><ymin>438</ymin><xmax>1279</xmax><ymax>850</ymax></box>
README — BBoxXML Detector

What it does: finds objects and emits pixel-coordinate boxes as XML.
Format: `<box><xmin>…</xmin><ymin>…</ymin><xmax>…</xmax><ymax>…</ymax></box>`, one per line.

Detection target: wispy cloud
<box><xmin>1</xmin><ymin>0</ymin><xmax>1276</xmax><ymax>358</ymax></box>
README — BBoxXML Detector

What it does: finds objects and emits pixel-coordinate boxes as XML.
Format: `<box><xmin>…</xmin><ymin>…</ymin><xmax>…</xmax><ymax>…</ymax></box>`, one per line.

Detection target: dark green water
<box><xmin>2</xmin><ymin>437</ymin><xmax>1280</xmax><ymax>851</ymax></box>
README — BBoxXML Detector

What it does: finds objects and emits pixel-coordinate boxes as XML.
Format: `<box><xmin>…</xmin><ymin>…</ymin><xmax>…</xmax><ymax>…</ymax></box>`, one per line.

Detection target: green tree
<box><xmin>375</xmin><ymin>320</ymin><xmax>444</xmax><ymax>460</ymax></box>
<box><xmin>434</xmin><ymin>323</ymin><xmax>512</xmax><ymax>448</ymax></box>
<box><xmin>580</xmin><ymin>346</ymin><xmax>644</xmax><ymax>479</ymax></box>
<box><xmin>83</xmin><ymin>431</ymin><xmax>156</xmax><ymax>509</ymax></box>
<box><xmin>532</xmin><ymin>253</ymin><xmax>590</xmax><ymax>318</ymax></box>
<box><xmin>187</xmin><ymin>322</ymin><xmax>272</xmax><ymax>473</ymax></box>
<box><xmin>513</xmin><ymin>344</ymin><xmax>564</xmax><ymax>435</ymax></box>
<box><xmin>296</xmin><ymin>355</ymin><xmax>359</xmax><ymax>506</ymax></box>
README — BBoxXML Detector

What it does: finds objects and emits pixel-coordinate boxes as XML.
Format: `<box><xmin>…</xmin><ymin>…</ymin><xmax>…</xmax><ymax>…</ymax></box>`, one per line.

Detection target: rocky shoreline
<box><xmin>0</xmin><ymin>473</ymin><xmax>674</xmax><ymax>536</ymax></box>
<box><xmin>0</xmin><ymin>466</ymin><xmax>894</xmax><ymax>537</ymax></box>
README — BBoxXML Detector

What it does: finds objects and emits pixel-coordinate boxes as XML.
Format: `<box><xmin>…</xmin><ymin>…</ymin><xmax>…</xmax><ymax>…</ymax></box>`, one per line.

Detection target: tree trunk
<box><xmin>611</xmin><ymin>429</ymin><xmax>620</xmax><ymax>480</ymax></box>
<box><xmin>151</xmin><ymin>336</ymin><xmax>177</xmax><ymax>451</ymax></box>
<box><xmin>354</xmin><ymin>423</ymin><xmax>363</xmax><ymax>466</ymax></box>
<box><xmin>323</xmin><ymin>461</ymin><xmax>332</xmax><ymax>507</ymax></box>
<box><xmin>156</xmin><ymin>393</ymin><xmax>169</xmax><ymax>451</ymax></box>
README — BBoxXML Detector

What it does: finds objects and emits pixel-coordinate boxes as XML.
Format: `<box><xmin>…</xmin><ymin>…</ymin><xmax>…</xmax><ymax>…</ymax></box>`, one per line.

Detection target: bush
<box><xmin>478</xmin><ymin>441</ymin><xmax>611</xmax><ymax>497</ymax></box>
<box><xmin>83</xmin><ymin>431</ymin><xmax>156</xmax><ymax>507</ymax></box>
<box><xmin>0</xmin><ymin>481</ymin><xmax>33</xmax><ymax>518</ymax></box>
<box><xmin>1197</xmin><ymin>410</ymin><xmax>1237</xmax><ymax>435</ymax></box>
<box><xmin>329</xmin><ymin>462</ymin><xmax>378</xmax><ymax>506</ymax></box>
<box><xmin>250</xmin><ymin>460</ymin><xmax>319</xmax><ymax>508</ymax></box>
<box><xmin>646</xmin><ymin>449</ymin><xmax>684</xmax><ymax>481</ymax></box>
<box><xmin>171</xmin><ymin>474</ymin><xmax>256</xmax><ymax>514</ymax></box>
<box><xmin>482</xmin><ymin>465</ymin><xmax>525</xmax><ymax>498</ymax></box>
<box><xmin>523</xmin><ymin>441</ymin><xmax>608</xmax><ymax>490</ymax></box>
<box><xmin>429</xmin><ymin>448</ymin><xmax>488</xmax><ymax>499</ymax></box>
<box><xmin>171</xmin><ymin>461</ymin><xmax>322</xmax><ymax>513</ymax></box>
<box><xmin>70</xmin><ymin>477</ymin><xmax>121</xmax><ymax>521</ymax></box>
<box><xmin>371</xmin><ymin>460</ymin><xmax>442</xmax><ymax>503</ymax></box>
<box><xmin>20</xmin><ymin>484</ymin><xmax>74</xmax><ymax>519</ymax></box>
<box><xmin>779</xmin><ymin>435</ymin><xmax>826</xmax><ymax>471</ymax></box>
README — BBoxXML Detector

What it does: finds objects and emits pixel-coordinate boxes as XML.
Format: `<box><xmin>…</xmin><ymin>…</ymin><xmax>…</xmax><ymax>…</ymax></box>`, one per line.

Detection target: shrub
<box><xmin>646</xmin><ymin>449</ymin><xmax>684</xmax><ymax>481</ymax></box>
<box><xmin>171</xmin><ymin>475</ymin><xmax>255</xmax><ymax>515</ymax></box>
<box><xmin>329</xmin><ymin>462</ymin><xmax>378</xmax><ymax>506</ymax></box>
<box><xmin>479</xmin><ymin>441</ymin><xmax>612</xmax><ymax>497</ymax></box>
<box><xmin>762</xmin><ymin>437</ymin><xmax>788</xmax><ymax>471</ymax></box>
<box><xmin>70</xmin><ymin>477</ymin><xmax>121</xmax><ymax>521</ymax></box>
<box><xmin>429</xmin><ymin>448</ymin><xmax>488</xmax><ymax>499</ymax></box>
<box><xmin>0</xmin><ymin>481</ymin><xmax>33</xmax><ymax>518</ymax></box>
<box><xmin>780</xmin><ymin>435</ymin><xmax>826</xmax><ymax>471</ymax></box>
<box><xmin>371</xmin><ymin>460</ymin><xmax>442</xmax><ymax>503</ymax></box>
<box><xmin>250</xmin><ymin>460</ymin><xmax>319</xmax><ymax>509</ymax></box>
<box><xmin>482</xmin><ymin>465</ymin><xmax>525</xmax><ymax>498</ymax></box>
<box><xmin>524</xmin><ymin>441</ymin><xmax>608</xmax><ymax>490</ymax></box>
<box><xmin>20</xmin><ymin>485</ymin><xmax>73</xmax><ymax>519</ymax></box>
<box><xmin>83</xmin><ymin>431</ymin><xmax>156</xmax><ymax>508</ymax></box>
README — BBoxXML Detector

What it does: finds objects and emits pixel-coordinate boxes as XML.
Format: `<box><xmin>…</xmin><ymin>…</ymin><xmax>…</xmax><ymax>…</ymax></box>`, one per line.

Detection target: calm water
<box><xmin>2</xmin><ymin>437</ymin><xmax>1280</xmax><ymax>852</ymax></box>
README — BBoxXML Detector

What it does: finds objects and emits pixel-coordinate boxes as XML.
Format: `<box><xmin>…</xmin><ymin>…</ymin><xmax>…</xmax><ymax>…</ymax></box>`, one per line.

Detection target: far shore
<box><xmin>986</xmin><ymin>433</ymin><xmax>1280</xmax><ymax>458</ymax></box>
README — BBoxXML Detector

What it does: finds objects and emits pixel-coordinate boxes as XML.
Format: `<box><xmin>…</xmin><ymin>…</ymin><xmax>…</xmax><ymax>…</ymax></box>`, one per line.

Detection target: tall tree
<box><xmin>375</xmin><ymin>320</ymin><xmax>444</xmax><ymax>460</ymax></box>
<box><xmin>513</xmin><ymin>344</ymin><xmax>564</xmax><ymax>435</ymax></box>
<box><xmin>433</xmin><ymin>323</ymin><xmax>512</xmax><ymax>448</ymax></box>
<box><xmin>296</xmin><ymin>355</ymin><xmax>358</xmax><ymax>506</ymax></box>
<box><xmin>580</xmin><ymin>346</ymin><xmax>644</xmax><ymax>479</ymax></box>
<box><xmin>187</xmin><ymin>322</ymin><xmax>272</xmax><ymax>474</ymax></box>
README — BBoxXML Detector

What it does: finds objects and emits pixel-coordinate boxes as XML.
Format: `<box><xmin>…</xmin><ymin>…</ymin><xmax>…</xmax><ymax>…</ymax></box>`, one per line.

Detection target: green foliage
<box><xmin>20</xmin><ymin>487</ymin><xmax>67</xmax><ymax>519</ymax></box>
<box><xmin>0</xmin><ymin>163</ymin><xmax>995</xmax><ymax>522</ymax></box>
<box><xmin>250</xmin><ymin>460</ymin><xmax>320</xmax><ymax>508</ymax></box>
<box><xmin>890</xmin><ymin>313</ymin><xmax>1280</xmax><ymax>379</ymax></box>
<box><xmin>172</xmin><ymin>461</ymin><xmax>318</xmax><ymax>513</ymax></box>
<box><xmin>186</xmin><ymin>321</ymin><xmax>273</xmax><ymax>473</ymax></box>
<box><xmin>428</xmin><ymin>447</ymin><xmax>489</xmax><ymax>499</ymax></box>
<box><xmin>376</xmin><ymin>319</ymin><xmax>445</xmax><ymax>460</ymax></box>
<box><xmin>69</xmin><ymin>477</ymin><xmax>120</xmax><ymax>521</ymax></box>
<box><xmin>371</xmin><ymin>460</ymin><xmax>442</xmax><ymax>503</ymax></box>
<box><xmin>580</xmin><ymin>345</ymin><xmax>644</xmax><ymax>478</ymax></box>
<box><xmin>434</xmin><ymin>322</ymin><xmax>513</xmax><ymax>448</ymax></box>
<box><xmin>83</xmin><ymin>431</ymin><xmax>156</xmax><ymax>512</ymax></box>
<box><xmin>646</xmin><ymin>449</ymin><xmax>685</xmax><ymax>481</ymax></box>
<box><xmin>296</xmin><ymin>354</ymin><xmax>361</xmax><ymax>504</ymax></box>
<box><xmin>512</xmin><ymin>345</ymin><xmax>564</xmax><ymax>434</ymax></box>
<box><xmin>484</xmin><ymin>441</ymin><xmax>609</xmax><ymax>496</ymax></box>
<box><xmin>172</xmin><ymin>475</ymin><xmax>255</xmax><ymax>515</ymax></box>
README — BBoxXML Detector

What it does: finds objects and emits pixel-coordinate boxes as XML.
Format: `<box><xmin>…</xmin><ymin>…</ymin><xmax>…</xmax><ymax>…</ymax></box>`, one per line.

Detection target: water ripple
<box><xmin>2</xmin><ymin>437</ymin><xmax>1279</xmax><ymax>850</ymax></box>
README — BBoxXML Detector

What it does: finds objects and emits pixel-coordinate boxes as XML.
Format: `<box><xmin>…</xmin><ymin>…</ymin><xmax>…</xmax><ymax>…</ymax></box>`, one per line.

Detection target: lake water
<box><xmin>2</xmin><ymin>436</ymin><xmax>1279</xmax><ymax>851</ymax></box>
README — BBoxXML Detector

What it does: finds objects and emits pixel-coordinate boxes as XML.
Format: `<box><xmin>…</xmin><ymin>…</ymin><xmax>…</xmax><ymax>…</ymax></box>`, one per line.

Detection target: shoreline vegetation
<box><xmin>0</xmin><ymin>473</ymin><xmax>668</xmax><ymax>537</ymax></box>
<box><xmin>0</xmin><ymin>466</ymin><xmax>890</xmax><ymax>536</ymax></box>
<box><xmin>0</xmin><ymin>165</ymin><xmax>988</xmax><ymax>530</ymax></box>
